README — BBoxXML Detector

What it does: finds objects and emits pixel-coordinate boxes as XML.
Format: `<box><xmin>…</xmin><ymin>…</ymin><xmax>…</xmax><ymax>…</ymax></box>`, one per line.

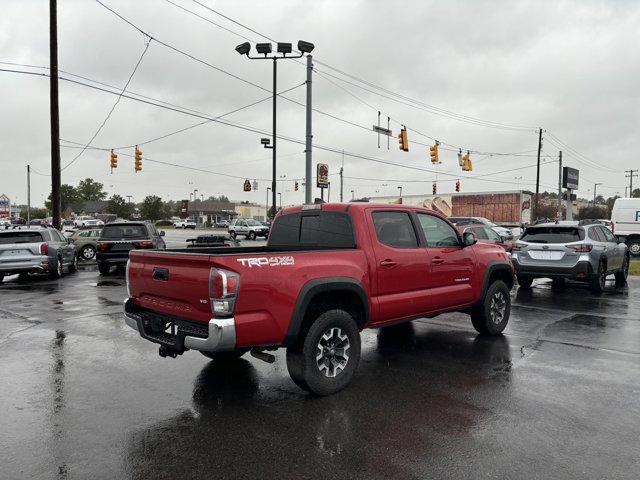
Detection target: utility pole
<box><xmin>398</xmin><ymin>186</ymin><xmax>403</xmax><ymax>198</ymax></box>
<box><xmin>625</xmin><ymin>169</ymin><xmax>638</xmax><ymax>197</ymax></box>
<box><xmin>271</xmin><ymin>58</ymin><xmax>277</xmax><ymax>217</ymax></box>
<box><xmin>557</xmin><ymin>151</ymin><xmax>562</xmax><ymax>220</ymax></box>
<box><xmin>49</xmin><ymin>0</ymin><xmax>61</xmax><ymax>229</ymax></box>
<box><xmin>266</xmin><ymin>187</ymin><xmax>271</xmax><ymax>218</ymax></box>
<box><xmin>534</xmin><ymin>127</ymin><xmax>543</xmax><ymax>221</ymax></box>
<box><xmin>304</xmin><ymin>54</ymin><xmax>313</xmax><ymax>204</ymax></box>
<box><xmin>593</xmin><ymin>183</ymin><xmax>602</xmax><ymax>206</ymax></box>
<box><xmin>339</xmin><ymin>149</ymin><xmax>344</xmax><ymax>203</ymax></box>
<box><xmin>27</xmin><ymin>165</ymin><xmax>31</xmax><ymax>223</ymax></box>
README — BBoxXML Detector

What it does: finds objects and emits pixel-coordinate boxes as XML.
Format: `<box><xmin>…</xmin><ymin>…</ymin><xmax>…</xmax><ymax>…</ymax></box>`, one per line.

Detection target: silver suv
<box><xmin>0</xmin><ymin>226</ymin><xmax>77</xmax><ymax>282</ymax></box>
<box><xmin>228</xmin><ymin>218</ymin><xmax>269</xmax><ymax>240</ymax></box>
<box><xmin>511</xmin><ymin>221</ymin><xmax>629</xmax><ymax>293</ymax></box>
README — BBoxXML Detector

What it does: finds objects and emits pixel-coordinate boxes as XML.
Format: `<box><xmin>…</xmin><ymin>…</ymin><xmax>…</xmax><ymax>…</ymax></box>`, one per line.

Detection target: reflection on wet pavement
<box><xmin>0</xmin><ymin>269</ymin><xmax>638</xmax><ymax>479</ymax></box>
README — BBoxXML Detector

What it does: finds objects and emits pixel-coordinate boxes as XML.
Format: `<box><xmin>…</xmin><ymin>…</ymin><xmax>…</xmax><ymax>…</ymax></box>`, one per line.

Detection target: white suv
<box><xmin>74</xmin><ymin>216</ymin><xmax>104</xmax><ymax>228</ymax></box>
<box><xmin>228</xmin><ymin>218</ymin><xmax>269</xmax><ymax>240</ymax></box>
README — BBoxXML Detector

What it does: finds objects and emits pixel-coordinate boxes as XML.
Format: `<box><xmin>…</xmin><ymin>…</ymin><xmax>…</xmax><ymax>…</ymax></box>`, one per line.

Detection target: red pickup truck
<box><xmin>124</xmin><ymin>203</ymin><xmax>514</xmax><ymax>395</ymax></box>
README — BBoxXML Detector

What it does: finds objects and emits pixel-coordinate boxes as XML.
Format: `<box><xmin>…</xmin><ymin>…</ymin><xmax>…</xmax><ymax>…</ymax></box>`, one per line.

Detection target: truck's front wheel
<box><xmin>286</xmin><ymin>309</ymin><xmax>361</xmax><ymax>396</ymax></box>
<box><xmin>471</xmin><ymin>280</ymin><xmax>510</xmax><ymax>335</ymax></box>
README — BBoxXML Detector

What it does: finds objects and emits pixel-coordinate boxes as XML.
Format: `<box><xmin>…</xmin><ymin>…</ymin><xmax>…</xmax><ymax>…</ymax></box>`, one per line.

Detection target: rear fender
<box><xmin>283</xmin><ymin>277</ymin><xmax>369</xmax><ymax>347</ymax></box>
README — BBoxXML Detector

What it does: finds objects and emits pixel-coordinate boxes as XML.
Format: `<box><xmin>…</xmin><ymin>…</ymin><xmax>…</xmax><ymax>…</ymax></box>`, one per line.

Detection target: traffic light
<box><xmin>110</xmin><ymin>150</ymin><xmax>118</xmax><ymax>170</ymax></box>
<box><xmin>294</xmin><ymin>181</ymin><xmax>299</xmax><ymax>191</ymax></box>
<box><xmin>455</xmin><ymin>180</ymin><xmax>460</xmax><ymax>192</ymax></box>
<box><xmin>397</xmin><ymin>127</ymin><xmax>408</xmax><ymax>152</ymax></box>
<box><xmin>429</xmin><ymin>144</ymin><xmax>439</xmax><ymax>163</ymax></box>
<box><xmin>462</xmin><ymin>151</ymin><xmax>472</xmax><ymax>171</ymax></box>
<box><xmin>243</xmin><ymin>179</ymin><xmax>252</xmax><ymax>191</ymax></box>
<box><xmin>134</xmin><ymin>146</ymin><xmax>142</xmax><ymax>172</ymax></box>
<box><xmin>432</xmin><ymin>182</ymin><xmax>437</xmax><ymax>194</ymax></box>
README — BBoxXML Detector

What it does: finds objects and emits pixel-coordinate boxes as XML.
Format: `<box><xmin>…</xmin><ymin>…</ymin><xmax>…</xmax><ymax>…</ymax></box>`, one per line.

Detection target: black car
<box><xmin>96</xmin><ymin>221</ymin><xmax>166</xmax><ymax>275</ymax></box>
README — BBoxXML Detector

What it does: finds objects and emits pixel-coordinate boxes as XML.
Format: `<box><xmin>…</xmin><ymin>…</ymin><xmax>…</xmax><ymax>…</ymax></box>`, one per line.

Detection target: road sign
<box><xmin>0</xmin><ymin>194</ymin><xmax>10</xmax><ymax>219</ymax></box>
<box><xmin>562</xmin><ymin>167</ymin><xmax>579</xmax><ymax>190</ymax></box>
<box><xmin>372</xmin><ymin>125</ymin><xmax>392</xmax><ymax>136</ymax></box>
<box><xmin>317</xmin><ymin>163</ymin><xmax>329</xmax><ymax>188</ymax></box>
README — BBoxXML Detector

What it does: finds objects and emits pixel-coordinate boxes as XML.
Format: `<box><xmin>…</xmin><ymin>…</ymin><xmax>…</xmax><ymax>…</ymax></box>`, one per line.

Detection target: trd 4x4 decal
<box><xmin>236</xmin><ymin>256</ymin><xmax>295</xmax><ymax>268</ymax></box>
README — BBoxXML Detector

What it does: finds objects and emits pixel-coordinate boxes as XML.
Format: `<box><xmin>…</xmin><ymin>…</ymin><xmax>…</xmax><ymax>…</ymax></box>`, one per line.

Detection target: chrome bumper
<box><xmin>123</xmin><ymin>298</ymin><xmax>236</xmax><ymax>352</ymax></box>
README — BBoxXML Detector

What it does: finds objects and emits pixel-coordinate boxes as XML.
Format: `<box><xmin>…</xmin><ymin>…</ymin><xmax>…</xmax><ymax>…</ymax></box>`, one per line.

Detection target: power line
<box><xmin>62</xmin><ymin>36</ymin><xmax>151</xmax><ymax>171</ymax></box>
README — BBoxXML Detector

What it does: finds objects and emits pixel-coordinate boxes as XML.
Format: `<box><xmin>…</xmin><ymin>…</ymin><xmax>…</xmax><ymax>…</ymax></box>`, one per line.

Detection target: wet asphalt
<box><xmin>0</xmin><ymin>262</ymin><xmax>638</xmax><ymax>480</ymax></box>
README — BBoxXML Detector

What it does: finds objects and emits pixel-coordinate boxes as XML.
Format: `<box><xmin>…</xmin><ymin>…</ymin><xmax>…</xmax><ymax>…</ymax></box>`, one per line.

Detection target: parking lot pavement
<box><xmin>1</xmin><ymin>270</ymin><xmax>638</xmax><ymax>480</ymax></box>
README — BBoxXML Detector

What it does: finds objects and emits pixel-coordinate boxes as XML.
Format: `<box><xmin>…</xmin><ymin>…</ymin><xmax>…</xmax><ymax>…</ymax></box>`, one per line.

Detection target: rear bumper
<box><xmin>97</xmin><ymin>253</ymin><xmax>130</xmax><ymax>265</ymax></box>
<box><xmin>0</xmin><ymin>257</ymin><xmax>51</xmax><ymax>274</ymax></box>
<box><xmin>123</xmin><ymin>297</ymin><xmax>236</xmax><ymax>352</ymax></box>
<box><xmin>512</xmin><ymin>257</ymin><xmax>594</xmax><ymax>279</ymax></box>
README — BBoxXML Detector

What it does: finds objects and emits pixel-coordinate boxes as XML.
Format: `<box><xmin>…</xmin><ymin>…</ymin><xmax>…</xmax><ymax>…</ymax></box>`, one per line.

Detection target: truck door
<box><xmin>415</xmin><ymin>213</ymin><xmax>475</xmax><ymax>310</ymax></box>
<box><xmin>368</xmin><ymin>210</ymin><xmax>432</xmax><ymax>323</ymax></box>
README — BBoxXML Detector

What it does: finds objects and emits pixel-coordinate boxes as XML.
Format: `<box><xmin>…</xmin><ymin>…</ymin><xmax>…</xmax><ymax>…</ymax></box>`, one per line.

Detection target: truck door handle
<box><xmin>380</xmin><ymin>260</ymin><xmax>397</xmax><ymax>267</ymax></box>
<box><xmin>152</xmin><ymin>268</ymin><xmax>169</xmax><ymax>281</ymax></box>
<box><xmin>431</xmin><ymin>257</ymin><xmax>445</xmax><ymax>265</ymax></box>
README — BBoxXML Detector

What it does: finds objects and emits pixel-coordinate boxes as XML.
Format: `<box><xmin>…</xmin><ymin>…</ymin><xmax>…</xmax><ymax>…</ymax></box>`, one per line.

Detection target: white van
<box><xmin>611</xmin><ymin>198</ymin><xmax>640</xmax><ymax>256</ymax></box>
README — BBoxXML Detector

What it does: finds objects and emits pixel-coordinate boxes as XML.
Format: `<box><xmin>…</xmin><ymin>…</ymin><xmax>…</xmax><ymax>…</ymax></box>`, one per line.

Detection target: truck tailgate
<box><xmin>129</xmin><ymin>251</ymin><xmax>213</xmax><ymax>323</ymax></box>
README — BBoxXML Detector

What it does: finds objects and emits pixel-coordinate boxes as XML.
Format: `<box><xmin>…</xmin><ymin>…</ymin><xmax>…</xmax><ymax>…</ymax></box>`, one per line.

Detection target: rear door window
<box><xmin>268</xmin><ymin>211</ymin><xmax>355</xmax><ymax>248</ymax></box>
<box><xmin>599</xmin><ymin>226</ymin><xmax>617</xmax><ymax>243</ymax></box>
<box><xmin>101</xmin><ymin>224</ymin><xmax>147</xmax><ymax>239</ymax></box>
<box><xmin>372</xmin><ymin>211</ymin><xmax>418</xmax><ymax>248</ymax></box>
<box><xmin>588</xmin><ymin>227</ymin><xmax>605</xmax><ymax>242</ymax></box>
<box><xmin>520</xmin><ymin>227</ymin><xmax>585</xmax><ymax>243</ymax></box>
<box><xmin>0</xmin><ymin>231</ymin><xmax>44</xmax><ymax>244</ymax></box>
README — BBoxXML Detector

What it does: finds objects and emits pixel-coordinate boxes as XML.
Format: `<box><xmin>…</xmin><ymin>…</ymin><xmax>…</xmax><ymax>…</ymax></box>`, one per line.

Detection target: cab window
<box><xmin>416</xmin><ymin>214</ymin><xmax>460</xmax><ymax>248</ymax></box>
<box><xmin>371</xmin><ymin>211</ymin><xmax>418</xmax><ymax>249</ymax></box>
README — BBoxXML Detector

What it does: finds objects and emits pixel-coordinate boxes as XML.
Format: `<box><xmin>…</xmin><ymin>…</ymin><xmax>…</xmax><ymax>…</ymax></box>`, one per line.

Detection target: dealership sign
<box><xmin>316</xmin><ymin>163</ymin><xmax>329</xmax><ymax>188</ymax></box>
<box><xmin>562</xmin><ymin>167</ymin><xmax>579</xmax><ymax>190</ymax></box>
<box><xmin>0</xmin><ymin>194</ymin><xmax>10</xmax><ymax>218</ymax></box>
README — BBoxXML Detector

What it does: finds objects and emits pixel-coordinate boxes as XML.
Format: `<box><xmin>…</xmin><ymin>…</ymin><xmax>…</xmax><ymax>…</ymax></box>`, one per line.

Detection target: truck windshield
<box><xmin>520</xmin><ymin>227</ymin><xmax>584</xmax><ymax>244</ymax></box>
<box><xmin>0</xmin><ymin>231</ymin><xmax>44</xmax><ymax>244</ymax></box>
<box><xmin>101</xmin><ymin>225</ymin><xmax>147</xmax><ymax>239</ymax></box>
<box><xmin>268</xmin><ymin>211</ymin><xmax>355</xmax><ymax>248</ymax></box>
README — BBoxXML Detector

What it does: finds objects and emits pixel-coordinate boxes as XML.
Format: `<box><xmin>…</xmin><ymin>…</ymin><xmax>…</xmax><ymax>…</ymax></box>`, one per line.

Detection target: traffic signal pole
<box><xmin>272</xmin><ymin>58</ymin><xmax>277</xmax><ymax>216</ymax></box>
<box><xmin>304</xmin><ymin>55</ymin><xmax>313</xmax><ymax>204</ymax></box>
<box><xmin>49</xmin><ymin>0</ymin><xmax>61</xmax><ymax>229</ymax></box>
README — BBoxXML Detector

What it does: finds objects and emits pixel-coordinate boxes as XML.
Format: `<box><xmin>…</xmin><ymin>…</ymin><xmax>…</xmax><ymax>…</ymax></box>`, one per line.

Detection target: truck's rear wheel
<box><xmin>201</xmin><ymin>349</ymin><xmax>249</xmax><ymax>362</ymax></box>
<box><xmin>471</xmin><ymin>280</ymin><xmax>510</xmax><ymax>335</ymax></box>
<box><xmin>286</xmin><ymin>309</ymin><xmax>361</xmax><ymax>396</ymax></box>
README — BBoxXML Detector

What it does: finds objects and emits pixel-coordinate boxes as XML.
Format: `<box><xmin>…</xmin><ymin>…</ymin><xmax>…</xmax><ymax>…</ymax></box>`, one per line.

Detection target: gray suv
<box><xmin>0</xmin><ymin>227</ymin><xmax>77</xmax><ymax>282</ymax></box>
<box><xmin>511</xmin><ymin>221</ymin><xmax>629</xmax><ymax>293</ymax></box>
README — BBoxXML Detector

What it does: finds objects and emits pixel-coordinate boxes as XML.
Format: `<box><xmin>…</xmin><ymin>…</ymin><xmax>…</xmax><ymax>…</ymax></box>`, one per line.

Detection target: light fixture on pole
<box><xmin>236</xmin><ymin>40</ymin><xmax>315</xmax><ymax>212</ymax></box>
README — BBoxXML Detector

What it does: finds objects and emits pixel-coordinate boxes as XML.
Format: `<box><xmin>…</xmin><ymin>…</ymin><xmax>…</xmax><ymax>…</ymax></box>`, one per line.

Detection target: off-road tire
<box><xmin>98</xmin><ymin>262</ymin><xmax>111</xmax><ymax>276</ymax></box>
<box><xmin>517</xmin><ymin>275</ymin><xmax>533</xmax><ymax>289</ymax></box>
<box><xmin>471</xmin><ymin>280</ymin><xmax>511</xmax><ymax>335</ymax></box>
<box><xmin>286</xmin><ymin>309</ymin><xmax>361</xmax><ymax>396</ymax></box>
<box><xmin>200</xmin><ymin>349</ymin><xmax>249</xmax><ymax>362</ymax></box>
<box><xmin>589</xmin><ymin>260</ymin><xmax>607</xmax><ymax>294</ymax></box>
<box><xmin>615</xmin><ymin>256</ymin><xmax>629</xmax><ymax>286</ymax></box>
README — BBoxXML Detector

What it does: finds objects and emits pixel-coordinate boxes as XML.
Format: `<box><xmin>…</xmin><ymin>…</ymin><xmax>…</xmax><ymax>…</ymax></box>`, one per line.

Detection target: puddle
<box><xmin>90</xmin><ymin>281</ymin><xmax>123</xmax><ymax>287</ymax></box>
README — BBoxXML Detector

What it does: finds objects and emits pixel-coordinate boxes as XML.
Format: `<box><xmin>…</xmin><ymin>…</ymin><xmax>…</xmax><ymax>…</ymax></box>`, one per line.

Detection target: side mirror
<box><xmin>159</xmin><ymin>230</ymin><xmax>165</xmax><ymax>236</ymax></box>
<box><xmin>462</xmin><ymin>231</ymin><xmax>477</xmax><ymax>247</ymax></box>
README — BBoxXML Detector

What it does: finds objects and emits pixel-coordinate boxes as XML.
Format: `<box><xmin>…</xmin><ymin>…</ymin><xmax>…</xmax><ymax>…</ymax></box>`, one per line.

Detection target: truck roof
<box><xmin>278</xmin><ymin>202</ymin><xmax>442</xmax><ymax>216</ymax></box>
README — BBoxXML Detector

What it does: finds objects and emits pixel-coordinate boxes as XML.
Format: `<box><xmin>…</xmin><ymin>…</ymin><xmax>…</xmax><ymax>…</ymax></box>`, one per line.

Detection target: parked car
<box><xmin>96</xmin><ymin>221</ymin><xmax>166</xmax><ymax>275</ymax></box>
<box><xmin>74</xmin><ymin>216</ymin><xmax>104</xmax><ymax>228</ymax></box>
<box><xmin>0</xmin><ymin>226</ymin><xmax>77</xmax><ymax>282</ymax></box>
<box><xmin>124</xmin><ymin>202</ymin><xmax>514</xmax><ymax>395</ymax></box>
<box><xmin>228</xmin><ymin>218</ymin><xmax>269</xmax><ymax>239</ymax></box>
<box><xmin>511</xmin><ymin>221</ymin><xmax>629</xmax><ymax>293</ymax></box>
<box><xmin>69</xmin><ymin>228</ymin><xmax>102</xmax><ymax>261</ymax></box>
<box><xmin>173</xmin><ymin>218</ymin><xmax>197</xmax><ymax>229</ymax></box>
<box><xmin>0</xmin><ymin>218</ymin><xmax>11</xmax><ymax>227</ymax></box>
<box><xmin>214</xmin><ymin>220</ymin><xmax>230</xmax><ymax>228</ymax></box>
<box><xmin>29</xmin><ymin>218</ymin><xmax>48</xmax><ymax>227</ymax></box>
<box><xmin>458</xmin><ymin>224</ymin><xmax>513</xmax><ymax>252</ymax></box>
<box><xmin>449</xmin><ymin>216</ymin><xmax>514</xmax><ymax>240</ymax></box>
<box><xmin>11</xmin><ymin>217</ymin><xmax>27</xmax><ymax>225</ymax></box>
<box><xmin>611</xmin><ymin>198</ymin><xmax>640</xmax><ymax>256</ymax></box>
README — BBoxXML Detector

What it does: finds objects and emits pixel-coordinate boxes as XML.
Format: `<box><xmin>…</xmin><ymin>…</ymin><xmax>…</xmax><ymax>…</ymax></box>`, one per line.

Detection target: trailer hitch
<box><xmin>159</xmin><ymin>345</ymin><xmax>184</xmax><ymax>359</ymax></box>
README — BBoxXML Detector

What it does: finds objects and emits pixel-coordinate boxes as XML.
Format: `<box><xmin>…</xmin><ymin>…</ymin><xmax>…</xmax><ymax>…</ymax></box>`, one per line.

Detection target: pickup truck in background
<box><xmin>124</xmin><ymin>203</ymin><xmax>514</xmax><ymax>395</ymax></box>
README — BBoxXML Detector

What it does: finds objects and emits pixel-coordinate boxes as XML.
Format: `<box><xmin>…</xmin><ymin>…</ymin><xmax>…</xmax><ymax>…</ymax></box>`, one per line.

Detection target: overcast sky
<box><xmin>1</xmin><ymin>0</ymin><xmax>639</xmax><ymax>208</ymax></box>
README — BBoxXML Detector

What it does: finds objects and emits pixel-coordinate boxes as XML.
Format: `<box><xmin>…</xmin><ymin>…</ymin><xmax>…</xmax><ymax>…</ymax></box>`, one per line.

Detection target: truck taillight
<box><xmin>611</xmin><ymin>223</ymin><xmax>614</xmax><ymax>234</ymax></box>
<box><xmin>136</xmin><ymin>240</ymin><xmax>153</xmax><ymax>248</ymax></box>
<box><xmin>209</xmin><ymin>268</ymin><xmax>240</xmax><ymax>317</ymax></box>
<box><xmin>39</xmin><ymin>243</ymin><xmax>48</xmax><ymax>255</ymax></box>
<box><xmin>125</xmin><ymin>259</ymin><xmax>131</xmax><ymax>297</ymax></box>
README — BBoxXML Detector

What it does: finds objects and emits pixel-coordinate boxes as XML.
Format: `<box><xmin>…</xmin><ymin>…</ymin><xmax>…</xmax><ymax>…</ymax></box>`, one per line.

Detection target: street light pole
<box><xmin>397</xmin><ymin>186</ymin><xmax>403</xmax><ymax>198</ymax></box>
<box><xmin>272</xmin><ymin>58</ymin><xmax>277</xmax><ymax>217</ymax></box>
<box><xmin>304</xmin><ymin>54</ymin><xmax>313</xmax><ymax>204</ymax></box>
